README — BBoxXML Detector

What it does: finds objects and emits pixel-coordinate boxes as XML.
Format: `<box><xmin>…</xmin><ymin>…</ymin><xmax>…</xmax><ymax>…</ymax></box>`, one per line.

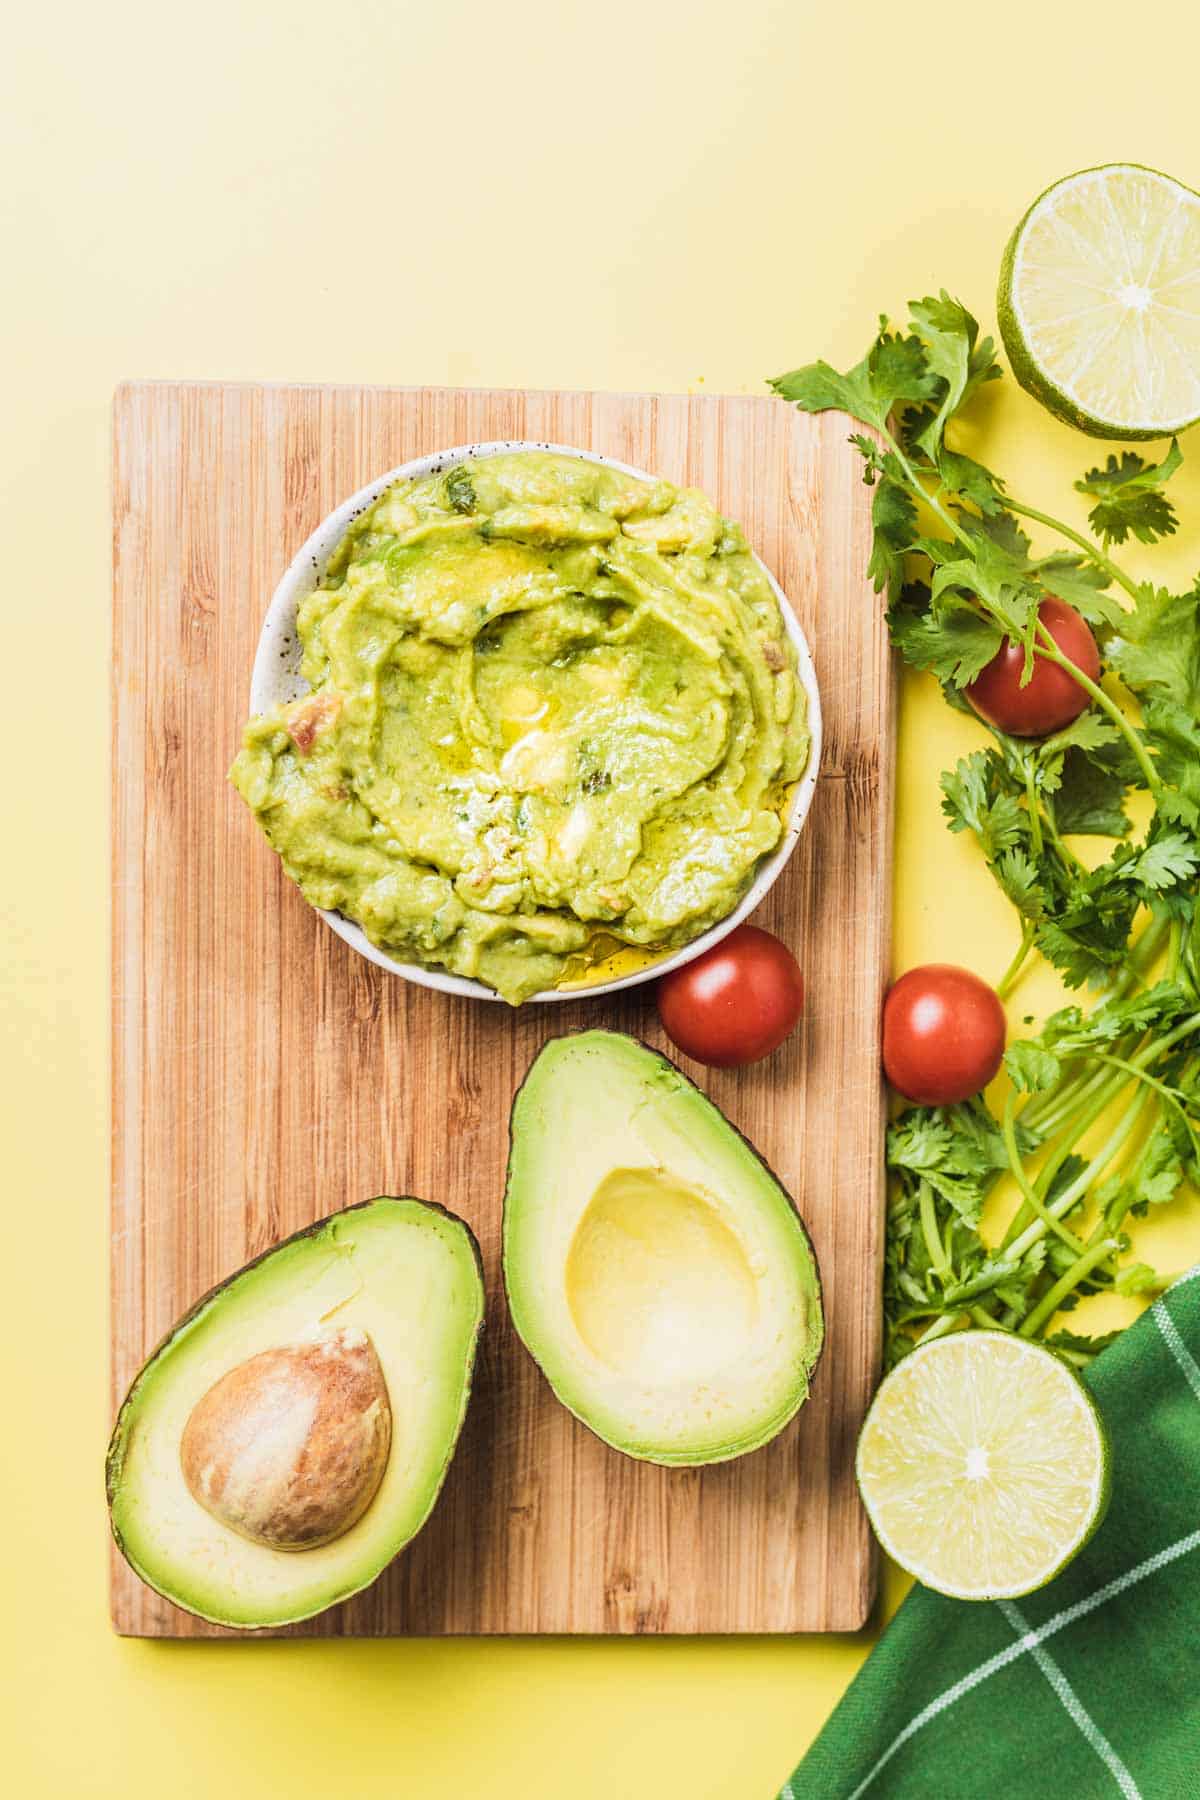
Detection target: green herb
<box><xmin>445</xmin><ymin>467</ymin><xmax>477</xmax><ymax>515</ymax></box>
<box><xmin>1075</xmin><ymin>442</ymin><xmax>1182</xmax><ymax>548</ymax></box>
<box><xmin>773</xmin><ymin>299</ymin><xmax>1200</xmax><ymax>1365</ymax></box>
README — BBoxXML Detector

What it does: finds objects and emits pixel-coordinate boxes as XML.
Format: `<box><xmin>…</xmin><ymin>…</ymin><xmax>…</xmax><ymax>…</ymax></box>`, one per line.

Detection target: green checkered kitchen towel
<box><xmin>780</xmin><ymin>1269</ymin><xmax>1200</xmax><ymax>1800</ymax></box>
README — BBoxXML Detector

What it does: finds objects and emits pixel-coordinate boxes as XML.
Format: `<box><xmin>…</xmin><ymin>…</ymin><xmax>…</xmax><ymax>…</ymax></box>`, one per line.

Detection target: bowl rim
<box><xmin>249</xmin><ymin>439</ymin><xmax>823</xmax><ymax>1003</ymax></box>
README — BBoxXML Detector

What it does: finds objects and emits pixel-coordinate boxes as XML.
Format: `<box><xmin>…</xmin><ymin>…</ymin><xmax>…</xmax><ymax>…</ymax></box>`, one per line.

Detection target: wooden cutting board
<box><xmin>111</xmin><ymin>382</ymin><xmax>893</xmax><ymax>1636</ymax></box>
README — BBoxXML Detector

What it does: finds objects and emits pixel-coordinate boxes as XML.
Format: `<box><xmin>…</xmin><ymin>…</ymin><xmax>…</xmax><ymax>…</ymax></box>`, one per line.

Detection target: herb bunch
<box><xmin>772</xmin><ymin>300</ymin><xmax>1200</xmax><ymax>1367</ymax></box>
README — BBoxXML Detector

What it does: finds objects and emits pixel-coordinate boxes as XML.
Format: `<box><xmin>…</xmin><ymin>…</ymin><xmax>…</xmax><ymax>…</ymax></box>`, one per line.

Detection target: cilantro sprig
<box><xmin>772</xmin><ymin>301</ymin><xmax>1200</xmax><ymax>1366</ymax></box>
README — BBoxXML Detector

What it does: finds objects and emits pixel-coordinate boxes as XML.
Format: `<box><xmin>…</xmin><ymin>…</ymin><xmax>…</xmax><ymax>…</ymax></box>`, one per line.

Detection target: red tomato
<box><xmin>657</xmin><ymin>925</ymin><xmax>804</xmax><ymax>1069</ymax></box>
<box><xmin>966</xmin><ymin>597</ymin><xmax>1100</xmax><ymax>737</ymax></box>
<box><xmin>882</xmin><ymin>964</ymin><xmax>1006</xmax><ymax>1105</ymax></box>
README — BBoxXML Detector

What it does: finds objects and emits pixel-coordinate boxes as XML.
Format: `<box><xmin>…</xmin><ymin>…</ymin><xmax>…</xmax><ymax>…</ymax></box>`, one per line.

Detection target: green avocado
<box><xmin>502</xmin><ymin>1032</ymin><xmax>823</xmax><ymax>1465</ymax></box>
<box><xmin>107</xmin><ymin>1197</ymin><xmax>484</xmax><ymax>1629</ymax></box>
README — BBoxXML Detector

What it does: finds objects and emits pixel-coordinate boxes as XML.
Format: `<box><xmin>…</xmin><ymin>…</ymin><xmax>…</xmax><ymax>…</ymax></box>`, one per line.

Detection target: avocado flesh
<box><xmin>107</xmin><ymin>1198</ymin><xmax>483</xmax><ymax>1628</ymax></box>
<box><xmin>503</xmin><ymin>1032</ymin><xmax>823</xmax><ymax>1465</ymax></box>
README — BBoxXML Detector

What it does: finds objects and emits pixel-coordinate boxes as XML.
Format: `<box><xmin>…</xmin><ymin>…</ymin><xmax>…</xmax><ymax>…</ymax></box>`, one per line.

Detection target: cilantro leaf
<box><xmin>1125</xmin><ymin>1124</ymin><xmax>1186</xmax><ymax>1216</ymax></box>
<box><xmin>1114</xmin><ymin>1262</ymin><xmax>1162</xmax><ymax>1296</ymax></box>
<box><xmin>995</xmin><ymin>846</ymin><xmax>1046</xmax><ymax>917</ymax></box>
<box><xmin>886</xmin><ymin>1103</ymin><xmax>1010</xmax><ymax>1227</ymax></box>
<box><xmin>889</xmin><ymin>587</ymin><xmax>1003</xmax><ymax>686</ymax></box>
<box><xmin>770</xmin><ymin>322</ymin><xmax>940</xmax><ymax>431</ymax></box>
<box><xmin>1129</xmin><ymin>831</ymin><xmax>1199</xmax><ymax>894</ymax></box>
<box><xmin>1031</xmin><ymin>553</ymin><xmax>1126</xmax><ymax>628</ymax></box>
<box><xmin>1044</xmin><ymin>1328</ymin><xmax>1124</xmax><ymax>1358</ymax></box>
<box><xmin>866</xmin><ymin>477</ymin><xmax>917</xmax><ymax>600</ymax></box>
<box><xmin>940</xmin><ymin>752</ymin><xmax>1027</xmax><ymax>858</ymax></box>
<box><xmin>1050</xmin><ymin>748</ymin><xmax>1132</xmax><ymax>838</ymax></box>
<box><xmin>970</xmin><ymin>510</ymin><xmax>1033</xmax><ymax>561</ymax></box>
<box><xmin>935</xmin><ymin>446</ymin><xmax>1007</xmax><ymax>515</ymax></box>
<box><xmin>1075</xmin><ymin>440</ymin><xmax>1182</xmax><ymax>547</ymax></box>
<box><xmin>931</xmin><ymin>540</ymin><xmax>1038</xmax><ymax>640</ymax></box>
<box><xmin>1039</xmin><ymin>713</ymin><xmax>1121</xmax><ymax>760</ymax></box>
<box><xmin>1029</xmin><ymin>716</ymin><xmax>1133</xmax><ymax>839</ymax></box>
<box><xmin>1038</xmin><ymin>981</ymin><xmax>1190</xmax><ymax>1054</ymax></box>
<box><xmin>1005</xmin><ymin>1040</ymin><xmax>1061</xmax><ymax>1092</ymax></box>
<box><xmin>1109</xmin><ymin>582</ymin><xmax>1200</xmax><ymax>711</ymax></box>
<box><xmin>1035</xmin><ymin>916</ymin><xmax>1128</xmax><ymax>989</ymax></box>
<box><xmin>1138</xmin><ymin>703</ymin><xmax>1200</xmax><ymax>847</ymax></box>
<box><xmin>444</xmin><ymin>467</ymin><xmax>477</xmax><ymax>515</ymax></box>
<box><xmin>942</xmin><ymin>1256</ymin><xmax>1026</xmax><ymax>1307</ymax></box>
<box><xmin>907</xmin><ymin>292</ymin><xmax>1001</xmax><ymax>461</ymax></box>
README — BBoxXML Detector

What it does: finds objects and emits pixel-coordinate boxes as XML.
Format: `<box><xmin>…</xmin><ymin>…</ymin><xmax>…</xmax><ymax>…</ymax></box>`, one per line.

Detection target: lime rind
<box><xmin>856</xmin><ymin>1330</ymin><xmax>1111</xmax><ymax>1601</ymax></box>
<box><xmin>999</xmin><ymin>162</ymin><xmax>1200</xmax><ymax>441</ymax></box>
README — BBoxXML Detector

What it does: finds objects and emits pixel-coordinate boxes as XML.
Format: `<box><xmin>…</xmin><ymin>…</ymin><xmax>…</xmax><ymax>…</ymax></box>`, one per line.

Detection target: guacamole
<box><xmin>230</xmin><ymin>451</ymin><xmax>809</xmax><ymax>1004</ymax></box>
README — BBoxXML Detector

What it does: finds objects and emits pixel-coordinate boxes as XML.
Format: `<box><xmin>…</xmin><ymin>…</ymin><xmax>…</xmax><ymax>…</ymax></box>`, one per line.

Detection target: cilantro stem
<box><xmin>1021</xmin><ymin>1078</ymin><xmax>1093</xmax><ymax>1140</ymax></box>
<box><xmin>1031</xmin><ymin>1066</ymin><xmax>1132</xmax><ymax>1202</ymax></box>
<box><xmin>1098</xmin><ymin>1110</ymin><xmax>1162</xmax><ymax>1237</ymax></box>
<box><xmin>1033</xmin><ymin>625</ymin><xmax>1162</xmax><ymax>799</ymax></box>
<box><xmin>1029</xmin><ymin>1058</ymin><xmax>1144</xmax><ymax>1159</ymax></box>
<box><xmin>996</xmin><ymin>925</ymin><xmax>1035</xmax><ymax>1001</ymax></box>
<box><xmin>1019</xmin><ymin>1237</ymin><xmax>1124</xmax><ymax>1339</ymax></box>
<box><xmin>946</xmin><ymin>1259</ymin><xmax>1024</xmax><ymax>1305</ymax></box>
<box><xmin>1001</xmin><ymin>1013</ymin><xmax>1200</xmax><ymax>1260</ymax></box>
<box><xmin>1029</xmin><ymin>1085</ymin><xmax>1151</xmax><ymax>1225</ymax></box>
<box><xmin>1039</xmin><ymin>795</ymin><xmax>1085</xmax><ymax>874</ymax></box>
<box><xmin>1018</xmin><ymin>914</ymin><xmax>1170</xmax><ymax>1136</ymax></box>
<box><xmin>1034</xmin><ymin>1013</ymin><xmax>1199</xmax><ymax>1174</ymax></box>
<box><xmin>970</xmin><ymin>1305</ymin><xmax>1003</xmax><ymax>1331</ymax></box>
<box><xmin>1023</xmin><ymin>760</ymin><xmax>1044</xmax><ymax>856</ymax></box>
<box><xmin>1136</xmin><ymin>1011</ymin><xmax>1200</xmax><ymax>1061</ymax></box>
<box><xmin>1127</xmin><ymin>912</ymin><xmax>1173</xmax><ymax>982</ymax></box>
<box><xmin>1001</xmin><ymin>1062</ymin><xmax>1148</xmax><ymax>1253</ymax></box>
<box><xmin>892</xmin><ymin>1304</ymin><xmax>950</xmax><ymax>1325</ymax></box>
<box><xmin>918</xmin><ymin>1180</ymin><xmax>951</xmax><ymax>1280</ymax></box>
<box><xmin>1090</xmin><ymin>1052</ymin><xmax>1200</xmax><ymax>1165</ymax></box>
<box><xmin>1006</xmin><ymin>498</ymin><xmax>1141</xmax><ymax>603</ymax></box>
<box><xmin>882</xmin><ymin>430</ymin><xmax>974</xmax><ymax>550</ymax></box>
<box><xmin>1002</xmin><ymin>1093</ymin><xmax>1087</xmax><ymax>1255</ymax></box>
<box><xmin>913</xmin><ymin>1312</ymin><xmax>965</xmax><ymax>1348</ymax></box>
<box><xmin>1021</xmin><ymin>921</ymin><xmax>1173</xmax><ymax>1130</ymax></box>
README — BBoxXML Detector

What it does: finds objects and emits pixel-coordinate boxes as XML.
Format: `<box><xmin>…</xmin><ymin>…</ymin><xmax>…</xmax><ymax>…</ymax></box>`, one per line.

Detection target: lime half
<box><xmin>856</xmin><ymin>1332</ymin><xmax>1110</xmax><ymax>1601</ymax></box>
<box><xmin>999</xmin><ymin>163</ymin><xmax>1200</xmax><ymax>439</ymax></box>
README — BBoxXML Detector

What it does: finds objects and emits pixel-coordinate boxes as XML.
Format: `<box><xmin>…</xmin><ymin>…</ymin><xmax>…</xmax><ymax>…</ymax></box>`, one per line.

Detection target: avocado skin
<box><xmin>107</xmin><ymin>1197</ymin><xmax>484</xmax><ymax>1630</ymax></box>
<box><xmin>502</xmin><ymin>1030</ymin><xmax>824</xmax><ymax>1467</ymax></box>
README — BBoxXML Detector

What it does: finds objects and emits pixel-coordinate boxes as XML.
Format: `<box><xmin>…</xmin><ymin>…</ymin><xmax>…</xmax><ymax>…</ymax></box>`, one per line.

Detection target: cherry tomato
<box><xmin>966</xmin><ymin>596</ymin><xmax>1100</xmax><ymax>737</ymax></box>
<box><xmin>657</xmin><ymin>925</ymin><xmax>804</xmax><ymax>1068</ymax></box>
<box><xmin>882</xmin><ymin>964</ymin><xmax>1005</xmax><ymax>1105</ymax></box>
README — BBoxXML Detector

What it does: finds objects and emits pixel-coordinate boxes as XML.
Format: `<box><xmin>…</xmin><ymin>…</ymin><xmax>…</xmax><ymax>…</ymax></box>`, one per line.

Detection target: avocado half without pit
<box><xmin>503</xmin><ymin>1032</ymin><xmax>824</xmax><ymax>1465</ymax></box>
<box><xmin>107</xmin><ymin>1197</ymin><xmax>484</xmax><ymax>1629</ymax></box>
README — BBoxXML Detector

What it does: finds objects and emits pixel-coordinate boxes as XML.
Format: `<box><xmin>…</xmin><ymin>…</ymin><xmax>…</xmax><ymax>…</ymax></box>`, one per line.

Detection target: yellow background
<box><xmin>4</xmin><ymin>2</ymin><xmax>1199</xmax><ymax>1794</ymax></box>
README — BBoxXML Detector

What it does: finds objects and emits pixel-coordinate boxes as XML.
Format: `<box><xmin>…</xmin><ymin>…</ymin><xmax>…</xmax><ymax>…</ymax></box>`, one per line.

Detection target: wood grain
<box><xmin>111</xmin><ymin>383</ymin><xmax>893</xmax><ymax>1636</ymax></box>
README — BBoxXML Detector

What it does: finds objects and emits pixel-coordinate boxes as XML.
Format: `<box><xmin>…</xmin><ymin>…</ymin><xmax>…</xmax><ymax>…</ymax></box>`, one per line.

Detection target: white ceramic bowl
<box><xmin>249</xmin><ymin>440</ymin><xmax>823</xmax><ymax>1002</ymax></box>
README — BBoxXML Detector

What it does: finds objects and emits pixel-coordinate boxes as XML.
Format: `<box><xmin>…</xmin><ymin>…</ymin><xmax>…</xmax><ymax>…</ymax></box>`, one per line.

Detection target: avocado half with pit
<box><xmin>503</xmin><ymin>1032</ymin><xmax>823</xmax><ymax>1465</ymax></box>
<box><xmin>107</xmin><ymin>1197</ymin><xmax>483</xmax><ymax>1628</ymax></box>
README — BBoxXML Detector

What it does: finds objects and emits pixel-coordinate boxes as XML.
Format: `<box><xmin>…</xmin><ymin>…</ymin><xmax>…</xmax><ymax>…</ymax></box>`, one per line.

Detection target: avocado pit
<box><xmin>179</xmin><ymin>1327</ymin><xmax>392</xmax><ymax>1551</ymax></box>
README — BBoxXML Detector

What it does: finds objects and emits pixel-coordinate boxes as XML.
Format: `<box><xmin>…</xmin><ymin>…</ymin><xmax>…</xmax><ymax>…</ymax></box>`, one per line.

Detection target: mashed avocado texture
<box><xmin>231</xmin><ymin>451</ymin><xmax>809</xmax><ymax>1004</ymax></box>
